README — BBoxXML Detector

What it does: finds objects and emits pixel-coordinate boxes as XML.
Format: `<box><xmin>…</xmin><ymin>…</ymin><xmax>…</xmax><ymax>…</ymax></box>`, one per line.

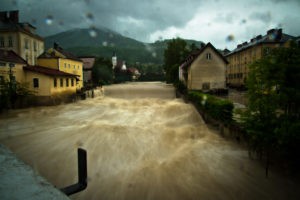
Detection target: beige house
<box><xmin>179</xmin><ymin>42</ymin><xmax>228</xmax><ymax>91</ymax></box>
<box><xmin>0</xmin><ymin>10</ymin><xmax>44</xmax><ymax>65</ymax></box>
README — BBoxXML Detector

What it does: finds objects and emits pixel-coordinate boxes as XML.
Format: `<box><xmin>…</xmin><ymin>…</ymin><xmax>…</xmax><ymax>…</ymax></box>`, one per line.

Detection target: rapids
<box><xmin>0</xmin><ymin>82</ymin><xmax>299</xmax><ymax>200</ymax></box>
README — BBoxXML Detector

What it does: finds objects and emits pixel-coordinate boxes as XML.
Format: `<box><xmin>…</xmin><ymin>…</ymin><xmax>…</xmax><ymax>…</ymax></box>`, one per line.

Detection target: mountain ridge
<box><xmin>45</xmin><ymin>27</ymin><xmax>203</xmax><ymax>64</ymax></box>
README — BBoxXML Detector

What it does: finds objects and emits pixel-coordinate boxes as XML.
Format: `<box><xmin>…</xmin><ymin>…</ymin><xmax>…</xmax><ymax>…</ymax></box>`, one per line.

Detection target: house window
<box><xmin>78</xmin><ymin>65</ymin><xmax>79</xmax><ymax>69</ymax></box>
<box><xmin>0</xmin><ymin>76</ymin><xmax>3</xmax><ymax>82</ymax></box>
<box><xmin>25</xmin><ymin>39</ymin><xmax>29</xmax><ymax>49</ymax></box>
<box><xmin>68</xmin><ymin>64</ymin><xmax>70</xmax><ymax>68</ymax></box>
<box><xmin>71</xmin><ymin>78</ymin><xmax>74</xmax><ymax>86</ymax></box>
<box><xmin>202</xmin><ymin>82</ymin><xmax>210</xmax><ymax>90</ymax></box>
<box><xmin>60</xmin><ymin>78</ymin><xmax>63</xmax><ymax>87</ymax></box>
<box><xmin>64</xmin><ymin>63</ymin><xmax>66</xmax><ymax>68</ymax></box>
<box><xmin>25</xmin><ymin>54</ymin><xmax>29</xmax><ymax>62</ymax></box>
<box><xmin>206</xmin><ymin>53</ymin><xmax>211</xmax><ymax>60</ymax></box>
<box><xmin>33</xmin><ymin>41</ymin><xmax>37</xmax><ymax>51</ymax></box>
<box><xmin>73</xmin><ymin>65</ymin><xmax>75</xmax><ymax>69</ymax></box>
<box><xmin>8</xmin><ymin>36</ymin><xmax>13</xmax><ymax>47</ymax></box>
<box><xmin>66</xmin><ymin>78</ymin><xmax>69</xmax><ymax>87</ymax></box>
<box><xmin>54</xmin><ymin>78</ymin><xmax>57</xmax><ymax>87</ymax></box>
<box><xmin>33</xmin><ymin>78</ymin><xmax>39</xmax><ymax>88</ymax></box>
<box><xmin>0</xmin><ymin>62</ymin><xmax>6</xmax><ymax>66</ymax></box>
<box><xmin>0</xmin><ymin>37</ymin><xmax>4</xmax><ymax>47</ymax></box>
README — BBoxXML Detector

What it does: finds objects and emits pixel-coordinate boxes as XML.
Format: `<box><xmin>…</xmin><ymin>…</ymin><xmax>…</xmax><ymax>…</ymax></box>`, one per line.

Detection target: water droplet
<box><xmin>31</xmin><ymin>19</ymin><xmax>37</xmax><ymax>25</ymax></box>
<box><xmin>158</xmin><ymin>36</ymin><xmax>163</xmax><ymax>41</ymax></box>
<box><xmin>102</xmin><ymin>41</ymin><xmax>108</xmax><ymax>46</ymax></box>
<box><xmin>59</xmin><ymin>20</ymin><xmax>64</xmax><ymax>26</ymax></box>
<box><xmin>109</xmin><ymin>33</ymin><xmax>114</xmax><ymax>38</ymax></box>
<box><xmin>89</xmin><ymin>29</ymin><xmax>97</xmax><ymax>37</ymax></box>
<box><xmin>110</xmin><ymin>43</ymin><xmax>115</xmax><ymax>47</ymax></box>
<box><xmin>241</xmin><ymin>19</ymin><xmax>247</xmax><ymax>24</ymax></box>
<box><xmin>45</xmin><ymin>15</ymin><xmax>53</xmax><ymax>25</ymax></box>
<box><xmin>12</xmin><ymin>0</ymin><xmax>17</xmax><ymax>6</ymax></box>
<box><xmin>86</xmin><ymin>12</ymin><xmax>94</xmax><ymax>21</ymax></box>
<box><xmin>152</xmin><ymin>52</ymin><xmax>157</xmax><ymax>58</ymax></box>
<box><xmin>226</xmin><ymin>34</ymin><xmax>235</xmax><ymax>42</ymax></box>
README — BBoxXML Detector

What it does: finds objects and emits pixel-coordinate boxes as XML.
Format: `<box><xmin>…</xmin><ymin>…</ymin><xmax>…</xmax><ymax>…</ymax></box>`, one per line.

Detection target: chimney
<box><xmin>237</xmin><ymin>44</ymin><xmax>242</xmax><ymax>48</ymax></box>
<box><xmin>267</xmin><ymin>28</ymin><xmax>275</xmax><ymax>35</ymax></box>
<box><xmin>54</xmin><ymin>42</ymin><xmax>59</xmax><ymax>50</ymax></box>
<box><xmin>0</xmin><ymin>11</ymin><xmax>7</xmax><ymax>22</ymax></box>
<box><xmin>0</xmin><ymin>10</ymin><xmax>19</xmax><ymax>23</ymax></box>
<box><xmin>256</xmin><ymin>35</ymin><xmax>262</xmax><ymax>40</ymax></box>
<box><xmin>242</xmin><ymin>42</ymin><xmax>248</xmax><ymax>46</ymax></box>
<box><xmin>275</xmin><ymin>28</ymin><xmax>282</xmax><ymax>41</ymax></box>
<box><xmin>9</xmin><ymin>10</ymin><xmax>19</xmax><ymax>23</ymax></box>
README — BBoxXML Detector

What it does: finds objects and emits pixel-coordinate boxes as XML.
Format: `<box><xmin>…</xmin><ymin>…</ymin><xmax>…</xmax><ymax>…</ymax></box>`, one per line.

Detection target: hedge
<box><xmin>188</xmin><ymin>91</ymin><xmax>234</xmax><ymax>124</ymax></box>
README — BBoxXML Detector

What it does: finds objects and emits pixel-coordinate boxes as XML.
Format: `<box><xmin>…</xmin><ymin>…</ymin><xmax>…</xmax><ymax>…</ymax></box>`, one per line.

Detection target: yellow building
<box><xmin>0</xmin><ymin>49</ymin><xmax>27</xmax><ymax>83</ymax></box>
<box><xmin>37</xmin><ymin>43</ymin><xmax>83</xmax><ymax>90</ymax></box>
<box><xmin>23</xmin><ymin>65</ymin><xmax>78</xmax><ymax>97</ymax></box>
<box><xmin>225</xmin><ymin>28</ymin><xmax>295</xmax><ymax>88</ymax></box>
<box><xmin>0</xmin><ymin>10</ymin><xmax>44</xmax><ymax>65</ymax></box>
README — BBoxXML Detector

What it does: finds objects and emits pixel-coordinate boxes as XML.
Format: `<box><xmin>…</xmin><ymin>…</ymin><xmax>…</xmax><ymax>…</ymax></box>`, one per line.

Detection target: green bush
<box><xmin>188</xmin><ymin>91</ymin><xmax>233</xmax><ymax>123</ymax></box>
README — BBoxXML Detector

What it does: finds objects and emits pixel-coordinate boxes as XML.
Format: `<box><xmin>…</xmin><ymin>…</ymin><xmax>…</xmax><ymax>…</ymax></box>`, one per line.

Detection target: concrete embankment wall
<box><xmin>0</xmin><ymin>144</ymin><xmax>70</xmax><ymax>200</ymax></box>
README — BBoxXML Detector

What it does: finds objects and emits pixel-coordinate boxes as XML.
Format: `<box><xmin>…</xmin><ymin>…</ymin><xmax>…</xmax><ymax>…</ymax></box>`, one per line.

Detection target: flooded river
<box><xmin>0</xmin><ymin>82</ymin><xmax>299</xmax><ymax>200</ymax></box>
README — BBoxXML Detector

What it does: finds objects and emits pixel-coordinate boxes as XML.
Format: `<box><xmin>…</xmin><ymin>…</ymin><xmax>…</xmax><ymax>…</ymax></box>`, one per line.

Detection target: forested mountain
<box><xmin>45</xmin><ymin>28</ymin><xmax>203</xmax><ymax>64</ymax></box>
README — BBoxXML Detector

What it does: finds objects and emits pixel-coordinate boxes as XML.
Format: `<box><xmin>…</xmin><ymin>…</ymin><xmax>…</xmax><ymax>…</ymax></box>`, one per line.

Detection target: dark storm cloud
<box><xmin>1</xmin><ymin>0</ymin><xmax>300</xmax><ymax>47</ymax></box>
<box><xmin>0</xmin><ymin>0</ymin><xmax>203</xmax><ymax>41</ymax></box>
<box><xmin>249</xmin><ymin>11</ymin><xmax>272</xmax><ymax>23</ymax></box>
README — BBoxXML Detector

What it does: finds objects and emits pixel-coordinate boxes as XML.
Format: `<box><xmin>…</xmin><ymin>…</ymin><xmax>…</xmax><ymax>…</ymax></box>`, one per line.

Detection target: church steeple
<box><xmin>112</xmin><ymin>51</ymin><xmax>117</xmax><ymax>69</ymax></box>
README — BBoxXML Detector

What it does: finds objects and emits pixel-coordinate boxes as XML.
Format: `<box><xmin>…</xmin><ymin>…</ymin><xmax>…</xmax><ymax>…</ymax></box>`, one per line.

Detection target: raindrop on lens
<box><xmin>226</xmin><ymin>34</ymin><xmax>235</xmax><ymax>42</ymax></box>
<box><xmin>45</xmin><ymin>15</ymin><xmax>53</xmax><ymax>25</ymax></box>
<box><xmin>89</xmin><ymin>26</ymin><xmax>97</xmax><ymax>37</ymax></box>
<box><xmin>86</xmin><ymin>12</ymin><xmax>94</xmax><ymax>22</ymax></box>
<box><xmin>152</xmin><ymin>52</ymin><xmax>157</xmax><ymax>58</ymax></box>
<box><xmin>102</xmin><ymin>41</ymin><xmax>108</xmax><ymax>46</ymax></box>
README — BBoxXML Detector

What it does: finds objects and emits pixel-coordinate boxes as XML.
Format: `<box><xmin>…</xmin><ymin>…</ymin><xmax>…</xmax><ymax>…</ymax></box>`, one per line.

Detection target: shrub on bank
<box><xmin>188</xmin><ymin>91</ymin><xmax>233</xmax><ymax>124</ymax></box>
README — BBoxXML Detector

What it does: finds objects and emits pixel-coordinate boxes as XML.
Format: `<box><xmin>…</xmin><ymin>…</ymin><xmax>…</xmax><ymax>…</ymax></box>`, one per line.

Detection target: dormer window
<box><xmin>206</xmin><ymin>53</ymin><xmax>212</xmax><ymax>60</ymax></box>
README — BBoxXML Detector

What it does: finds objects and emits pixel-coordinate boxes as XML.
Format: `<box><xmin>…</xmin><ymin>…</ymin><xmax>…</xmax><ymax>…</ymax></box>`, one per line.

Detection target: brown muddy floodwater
<box><xmin>0</xmin><ymin>82</ymin><xmax>299</xmax><ymax>200</ymax></box>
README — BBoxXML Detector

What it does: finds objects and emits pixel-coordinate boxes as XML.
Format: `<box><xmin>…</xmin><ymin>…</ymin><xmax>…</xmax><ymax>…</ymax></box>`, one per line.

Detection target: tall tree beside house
<box><xmin>243</xmin><ymin>42</ymin><xmax>300</xmax><ymax>177</ymax></box>
<box><xmin>164</xmin><ymin>38</ymin><xmax>189</xmax><ymax>83</ymax></box>
<box><xmin>92</xmin><ymin>57</ymin><xmax>113</xmax><ymax>85</ymax></box>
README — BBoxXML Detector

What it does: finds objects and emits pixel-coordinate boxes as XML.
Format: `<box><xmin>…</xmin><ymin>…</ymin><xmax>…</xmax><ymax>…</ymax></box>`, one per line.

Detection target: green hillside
<box><xmin>45</xmin><ymin>28</ymin><xmax>203</xmax><ymax>64</ymax></box>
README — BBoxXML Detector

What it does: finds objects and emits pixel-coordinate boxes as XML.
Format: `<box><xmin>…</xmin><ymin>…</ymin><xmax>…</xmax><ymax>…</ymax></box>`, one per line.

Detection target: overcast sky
<box><xmin>1</xmin><ymin>0</ymin><xmax>300</xmax><ymax>49</ymax></box>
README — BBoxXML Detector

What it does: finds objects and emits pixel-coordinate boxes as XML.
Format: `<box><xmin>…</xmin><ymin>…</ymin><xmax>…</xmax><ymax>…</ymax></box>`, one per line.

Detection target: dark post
<box><xmin>61</xmin><ymin>148</ymin><xmax>87</xmax><ymax>196</ymax></box>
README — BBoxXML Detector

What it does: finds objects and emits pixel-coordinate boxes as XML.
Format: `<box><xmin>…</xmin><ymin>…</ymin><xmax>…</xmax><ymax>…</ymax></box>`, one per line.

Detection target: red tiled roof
<box><xmin>0</xmin><ymin>49</ymin><xmax>27</xmax><ymax>64</ymax></box>
<box><xmin>23</xmin><ymin>65</ymin><xmax>78</xmax><ymax>77</ymax></box>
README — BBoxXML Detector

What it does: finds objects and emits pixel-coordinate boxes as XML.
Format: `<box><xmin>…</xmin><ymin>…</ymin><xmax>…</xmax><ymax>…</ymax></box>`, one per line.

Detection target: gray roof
<box><xmin>226</xmin><ymin>29</ymin><xmax>295</xmax><ymax>56</ymax></box>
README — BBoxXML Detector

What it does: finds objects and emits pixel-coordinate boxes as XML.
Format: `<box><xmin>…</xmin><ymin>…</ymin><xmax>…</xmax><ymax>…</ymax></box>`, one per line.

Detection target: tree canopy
<box><xmin>92</xmin><ymin>57</ymin><xmax>113</xmax><ymax>86</ymax></box>
<box><xmin>243</xmin><ymin>43</ymin><xmax>300</xmax><ymax>176</ymax></box>
<box><xmin>164</xmin><ymin>38</ymin><xmax>189</xmax><ymax>83</ymax></box>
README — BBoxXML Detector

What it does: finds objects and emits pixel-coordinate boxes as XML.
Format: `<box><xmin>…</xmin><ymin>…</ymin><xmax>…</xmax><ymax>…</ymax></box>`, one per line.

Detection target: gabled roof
<box><xmin>23</xmin><ymin>65</ymin><xmax>78</xmax><ymax>77</ymax></box>
<box><xmin>181</xmin><ymin>42</ymin><xmax>228</xmax><ymax>69</ymax></box>
<box><xmin>38</xmin><ymin>43</ymin><xmax>82</xmax><ymax>62</ymax></box>
<box><xmin>0</xmin><ymin>49</ymin><xmax>27</xmax><ymax>64</ymax></box>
